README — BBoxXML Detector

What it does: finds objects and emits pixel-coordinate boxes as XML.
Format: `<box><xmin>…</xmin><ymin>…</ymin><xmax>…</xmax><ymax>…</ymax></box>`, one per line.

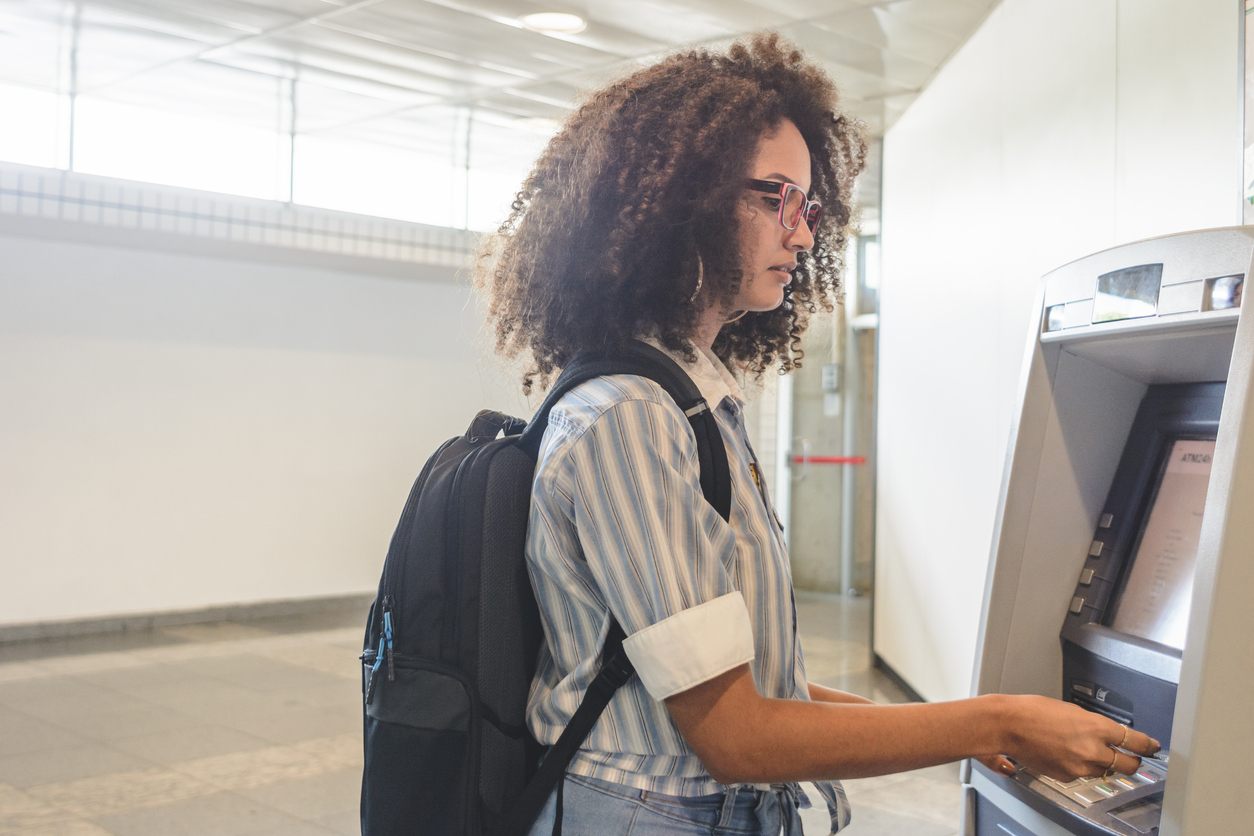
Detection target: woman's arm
<box><xmin>807</xmin><ymin>681</ymin><xmax>875</xmax><ymax>705</ymax></box>
<box><xmin>806</xmin><ymin>680</ymin><xmax>1016</xmax><ymax>775</ymax></box>
<box><xmin>667</xmin><ymin>664</ymin><xmax>1158</xmax><ymax>785</ymax></box>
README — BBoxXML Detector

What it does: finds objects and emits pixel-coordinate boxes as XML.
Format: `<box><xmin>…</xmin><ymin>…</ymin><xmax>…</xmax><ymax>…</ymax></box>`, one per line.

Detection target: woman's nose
<box><xmin>785</xmin><ymin>220</ymin><xmax>814</xmax><ymax>252</ymax></box>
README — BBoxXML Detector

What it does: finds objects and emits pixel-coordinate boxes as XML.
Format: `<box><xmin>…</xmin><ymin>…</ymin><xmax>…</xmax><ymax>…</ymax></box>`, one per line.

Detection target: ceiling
<box><xmin>0</xmin><ymin>0</ymin><xmax>998</xmax><ymax>216</ymax></box>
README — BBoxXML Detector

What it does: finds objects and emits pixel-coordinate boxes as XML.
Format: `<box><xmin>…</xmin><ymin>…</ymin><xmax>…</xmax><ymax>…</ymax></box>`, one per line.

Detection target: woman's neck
<box><xmin>693</xmin><ymin>304</ymin><xmax>726</xmax><ymax>353</ymax></box>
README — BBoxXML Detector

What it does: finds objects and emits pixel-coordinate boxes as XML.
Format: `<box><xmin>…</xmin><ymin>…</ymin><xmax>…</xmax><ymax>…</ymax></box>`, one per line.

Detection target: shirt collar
<box><xmin>642</xmin><ymin>337</ymin><xmax>745</xmax><ymax>410</ymax></box>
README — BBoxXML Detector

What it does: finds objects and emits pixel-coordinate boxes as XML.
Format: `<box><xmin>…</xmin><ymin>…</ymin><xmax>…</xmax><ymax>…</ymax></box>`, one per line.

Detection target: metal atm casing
<box><xmin>961</xmin><ymin>227</ymin><xmax>1254</xmax><ymax>836</ymax></box>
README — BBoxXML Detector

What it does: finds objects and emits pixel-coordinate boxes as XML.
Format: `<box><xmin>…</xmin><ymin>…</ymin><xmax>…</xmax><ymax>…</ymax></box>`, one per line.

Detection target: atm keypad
<box><xmin>1028</xmin><ymin>761</ymin><xmax>1166</xmax><ymax>808</ymax></box>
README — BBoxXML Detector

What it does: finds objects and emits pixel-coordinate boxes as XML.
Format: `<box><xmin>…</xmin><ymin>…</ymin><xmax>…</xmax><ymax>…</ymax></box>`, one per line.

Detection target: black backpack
<box><xmin>360</xmin><ymin>340</ymin><xmax>732</xmax><ymax>836</ymax></box>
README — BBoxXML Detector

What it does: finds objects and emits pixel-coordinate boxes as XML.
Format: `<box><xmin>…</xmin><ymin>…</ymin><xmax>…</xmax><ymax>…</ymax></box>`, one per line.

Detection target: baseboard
<box><xmin>872</xmin><ymin>652</ymin><xmax>927</xmax><ymax>703</ymax></box>
<box><xmin>0</xmin><ymin>591</ymin><xmax>376</xmax><ymax>644</ymax></box>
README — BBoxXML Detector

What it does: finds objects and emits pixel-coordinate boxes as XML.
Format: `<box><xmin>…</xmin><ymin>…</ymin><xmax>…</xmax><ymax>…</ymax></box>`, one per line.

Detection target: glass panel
<box><xmin>74</xmin><ymin>95</ymin><xmax>285</xmax><ymax>200</ymax></box>
<box><xmin>0</xmin><ymin>81</ymin><xmax>64</xmax><ymax>168</ymax></box>
<box><xmin>293</xmin><ymin>133</ymin><xmax>456</xmax><ymax>227</ymax></box>
<box><xmin>466</xmin><ymin>114</ymin><xmax>555</xmax><ymax>232</ymax></box>
<box><xmin>1092</xmin><ymin>263</ymin><xmax>1162</xmax><ymax>323</ymax></box>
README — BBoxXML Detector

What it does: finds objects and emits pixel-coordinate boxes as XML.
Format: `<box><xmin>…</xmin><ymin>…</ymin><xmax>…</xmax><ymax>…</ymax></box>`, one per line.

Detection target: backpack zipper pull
<box><xmin>382</xmin><ymin>598</ymin><xmax>396</xmax><ymax>682</ymax></box>
<box><xmin>365</xmin><ymin>633</ymin><xmax>385</xmax><ymax>706</ymax></box>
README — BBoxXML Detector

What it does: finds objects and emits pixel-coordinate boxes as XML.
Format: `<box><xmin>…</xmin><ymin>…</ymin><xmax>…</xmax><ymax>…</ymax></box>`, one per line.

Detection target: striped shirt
<box><xmin>525</xmin><ymin>342</ymin><xmax>851</xmax><ymax>833</ymax></box>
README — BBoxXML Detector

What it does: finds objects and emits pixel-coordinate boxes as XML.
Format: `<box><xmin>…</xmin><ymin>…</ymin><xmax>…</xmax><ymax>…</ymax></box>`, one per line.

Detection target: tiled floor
<box><xmin>0</xmin><ymin>594</ymin><xmax>962</xmax><ymax>836</ymax></box>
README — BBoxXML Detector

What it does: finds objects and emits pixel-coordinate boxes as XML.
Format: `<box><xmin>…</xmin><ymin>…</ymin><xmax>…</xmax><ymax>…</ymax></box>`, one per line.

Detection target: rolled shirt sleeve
<box><xmin>559</xmin><ymin>391</ymin><xmax>756</xmax><ymax>699</ymax></box>
<box><xmin>623</xmin><ymin>591</ymin><xmax>755</xmax><ymax>700</ymax></box>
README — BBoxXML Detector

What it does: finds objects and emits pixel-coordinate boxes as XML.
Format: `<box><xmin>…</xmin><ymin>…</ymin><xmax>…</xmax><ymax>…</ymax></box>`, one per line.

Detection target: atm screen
<box><xmin>1107</xmin><ymin>439</ymin><xmax>1216</xmax><ymax>650</ymax></box>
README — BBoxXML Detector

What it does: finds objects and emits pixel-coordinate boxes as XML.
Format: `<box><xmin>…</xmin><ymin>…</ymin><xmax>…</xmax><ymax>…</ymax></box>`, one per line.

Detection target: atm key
<box><xmin>1074</xmin><ymin>787</ymin><xmax>1108</xmax><ymax>805</ymax></box>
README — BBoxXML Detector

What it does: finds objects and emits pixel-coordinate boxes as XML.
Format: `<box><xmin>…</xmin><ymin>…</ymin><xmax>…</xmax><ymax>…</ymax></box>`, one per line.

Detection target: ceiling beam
<box><xmin>80</xmin><ymin>0</ymin><xmax>391</xmax><ymax>94</ymax></box>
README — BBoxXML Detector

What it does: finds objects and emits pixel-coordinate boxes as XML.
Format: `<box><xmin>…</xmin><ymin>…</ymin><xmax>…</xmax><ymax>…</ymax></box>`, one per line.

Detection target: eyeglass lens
<box><xmin>781</xmin><ymin>186</ymin><xmax>821</xmax><ymax>232</ymax></box>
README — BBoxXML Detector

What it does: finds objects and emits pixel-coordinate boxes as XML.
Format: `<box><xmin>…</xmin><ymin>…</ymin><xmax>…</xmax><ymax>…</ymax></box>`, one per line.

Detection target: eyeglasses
<box><xmin>747</xmin><ymin>179</ymin><xmax>822</xmax><ymax>233</ymax></box>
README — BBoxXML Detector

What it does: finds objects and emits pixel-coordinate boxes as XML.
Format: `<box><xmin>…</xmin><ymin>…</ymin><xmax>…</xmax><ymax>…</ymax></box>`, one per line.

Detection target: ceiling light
<box><xmin>521</xmin><ymin>12</ymin><xmax>587</xmax><ymax>34</ymax></box>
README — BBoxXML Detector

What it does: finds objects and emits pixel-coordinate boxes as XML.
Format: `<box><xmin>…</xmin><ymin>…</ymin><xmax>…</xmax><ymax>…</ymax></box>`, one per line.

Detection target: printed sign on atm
<box><xmin>1108</xmin><ymin>438</ymin><xmax>1215</xmax><ymax>650</ymax></box>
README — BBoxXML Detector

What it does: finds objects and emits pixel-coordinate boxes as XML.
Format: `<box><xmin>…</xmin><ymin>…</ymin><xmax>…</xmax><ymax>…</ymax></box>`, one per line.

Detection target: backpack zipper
<box><xmin>362</xmin><ymin>602</ymin><xmax>395</xmax><ymax>705</ymax></box>
<box><xmin>440</xmin><ymin>448</ymin><xmax>476</xmax><ymax>660</ymax></box>
<box><xmin>377</xmin><ymin>436</ymin><xmax>457</xmax><ymax>647</ymax></box>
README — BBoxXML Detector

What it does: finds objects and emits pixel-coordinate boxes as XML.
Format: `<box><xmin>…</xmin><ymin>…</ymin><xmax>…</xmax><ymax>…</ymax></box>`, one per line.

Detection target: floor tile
<box><xmin>30</xmin><ymin>653</ymin><xmax>149</xmax><ymax>677</ymax></box>
<box><xmin>72</xmin><ymin>663</ymin><xmax>200</xmax><ymax>698</ymax></box>
<box><xmin>0</xmin><ymin>663</ymin><xmax>48</xmax><ymax>684</ymax></box>
<box><xmin>254</xmin><ymin>819</ymin><xmax>343</xmax><ymax>836</ymax></box>
<box><xmin>851</xmin><ymin>774</ymin><xmax>962</xmax><ymax>828</ymax></box>
<box><xmin>312</xmin><ymin>810</ymin><xmax>359</xmax><ymax>836</ymax></box>
<box><xmin>88</xmin><ymin>790</ymin><xmax>310</xmax><ymax>836</ymax></box>
<box><xmin>0</xmin><ymin>744</ymin><xmax>156</xmax><ymax>790</ymax></box>
<box><xmin>46</xmin><ymin>703</ymin><xmax>201</xmax><ymax>743</ymax></box>
<box><xmin>172</xmin><ymin>655</ymin><xmax>349</xmax><ymax>693</ymax></box>
<box><xmin>173</xmin><ymin>734</ymin><xmax>359</xmax><ymax>793</ymax></box>
<box><xmin>128</xmin><ymin>678</ymin><xmax>272</xmax><ymax>721</ymax></box>
<box><xmin>233</xmin><ymin>767</ymin><xmax>360</xmax><ymax>820</ymax></box>
<box><xmin>0</xmin><ymin>681</ymin><xmax>152</xmax><ymax>722</ymax></box>
<box><xmin>25</xmin><ymin>766</ymin><xmax>215</xmax><ymax>818</ymax></box>
<box><xmin>251</xmin><ymin>643</ymin><xmax>361</xmax><ymax>681</ymax></box>
<box><xmin>107</xmin><ymin>725</ymin><xmax>273</xmax><ymax>765</ymax></box>
<box><xmin>0</xmin><ymin>707</ymin><xmax>92</xmax><ymax>757</ymax></box>
<box><xmin>0</xmin><ymin>819</ymin><xmax>115</xmax><ymax>835</ymax></box>
<box><xmin>0</xmin><ymin>782</ymin><xmax>78</xmax><ymax>831</ymax></box>
<box><xmin>837</xmin><ymin>803</ymin><xmax>956</xmax><ymax>835</ymax></box>
<box><xmin>215</xmin><ymin>704</ymin><xmax>358</xmax><ymax>746</ymax></box>
<box><xmin>272</xmin><ymin>679</ymin><xmax>361</xmax><ymax>709</ymax></box>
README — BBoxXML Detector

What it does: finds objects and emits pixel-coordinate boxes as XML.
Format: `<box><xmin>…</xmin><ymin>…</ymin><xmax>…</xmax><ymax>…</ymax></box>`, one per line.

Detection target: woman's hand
<box><xmin>997</xmin><ymin>695</ymin><xmax>1160</xmax><ymax>782</ymax></box>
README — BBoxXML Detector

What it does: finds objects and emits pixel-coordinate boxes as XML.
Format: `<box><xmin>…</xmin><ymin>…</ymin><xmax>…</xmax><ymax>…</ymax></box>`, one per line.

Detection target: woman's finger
<box><xmin>1118</xmin><ymin>727</ymin><xmax>1161</xmax><ymax>757</ymax></box>
<box><xmin>1106</xmin><ymin>748</ymin><xmax>1142</xmax><ymax>776</ymax></box>
<box><xmin>976</xmin><ymin>754</ymin><xmax>1016</xmax><ymax>777</ymax></box>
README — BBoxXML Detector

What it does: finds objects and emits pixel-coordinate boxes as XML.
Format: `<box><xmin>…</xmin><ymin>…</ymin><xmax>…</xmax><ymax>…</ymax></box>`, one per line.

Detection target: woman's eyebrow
<box><xmin>760</xmin><ymin>172</ymin><xmax>799</xmax><ymax>185</ymax></box>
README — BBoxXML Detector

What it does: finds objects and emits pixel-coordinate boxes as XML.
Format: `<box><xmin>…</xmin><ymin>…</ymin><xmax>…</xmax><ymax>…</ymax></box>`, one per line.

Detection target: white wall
<box><xmin>874</xmin><ymin>0</ymin><xmax>1241</xmax><ymax>702</ymax></box>
<box><xmin>0</xmin><ymin>229</ymin><xmax>527</xmax><ymax>627</ymax></box>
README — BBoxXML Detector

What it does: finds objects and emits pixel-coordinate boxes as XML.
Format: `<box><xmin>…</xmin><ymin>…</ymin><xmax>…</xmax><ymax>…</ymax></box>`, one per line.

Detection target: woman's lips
<box><xmin>769</xmin><ymin>262</ymin><xmax>797</xmax><ymax>282</ymax></box>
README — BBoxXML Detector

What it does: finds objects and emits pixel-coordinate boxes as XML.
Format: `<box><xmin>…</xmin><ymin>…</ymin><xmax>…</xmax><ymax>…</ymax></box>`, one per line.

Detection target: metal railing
<box><xmin>0</xmin><ymin>163</ymin><xmax>479</xmax><ymax>267</ymax></box>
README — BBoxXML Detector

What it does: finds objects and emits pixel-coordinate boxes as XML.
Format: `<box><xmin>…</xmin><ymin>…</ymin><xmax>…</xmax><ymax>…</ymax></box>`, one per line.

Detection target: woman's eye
<box><xmin>764</xmin><ymin>197</ymin><xmax>781</xmax><ymax>210</ymax></box>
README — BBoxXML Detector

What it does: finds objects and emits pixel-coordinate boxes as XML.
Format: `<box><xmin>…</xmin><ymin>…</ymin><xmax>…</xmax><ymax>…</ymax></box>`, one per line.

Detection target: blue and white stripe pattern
<box><xmin>525</xmin><ymin>343</ymin><xmax>851</xmax><ymax>833</ymax></box>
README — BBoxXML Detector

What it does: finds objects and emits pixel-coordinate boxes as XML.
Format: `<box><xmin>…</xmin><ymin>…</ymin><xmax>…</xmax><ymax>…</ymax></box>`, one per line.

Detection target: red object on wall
<box><xmin>790</xmin><ymin>455</ymin><xmax>866</xmax><ymax>465</ymax></box>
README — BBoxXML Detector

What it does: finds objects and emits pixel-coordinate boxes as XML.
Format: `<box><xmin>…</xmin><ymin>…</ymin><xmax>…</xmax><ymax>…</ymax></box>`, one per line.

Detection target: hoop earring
<box><xmin>688</xmin><ymin>254</ymin><xmax>704</xmax><ymax>304</ymax></box>
<box><xmin>724</xmin><ymin>310</ymin><xmax>748</xmax><ymax>323</ymax></box>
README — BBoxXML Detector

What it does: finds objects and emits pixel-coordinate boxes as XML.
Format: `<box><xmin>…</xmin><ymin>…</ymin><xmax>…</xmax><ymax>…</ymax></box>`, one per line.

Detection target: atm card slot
<box><xmin>1069</xmin><ymin>692</ymin><xmax>1132</xmax><ymax>726</ymax></box>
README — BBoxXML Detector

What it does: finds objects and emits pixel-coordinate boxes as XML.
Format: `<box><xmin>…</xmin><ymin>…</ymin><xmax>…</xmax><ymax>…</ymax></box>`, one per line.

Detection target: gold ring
<box><xmin>1106</xmin><ymin>747</ymin><xmax>1119</xmax><ymax>776</ymax></box>
<box><xmin>1119</xmin><ymin>725</ymin><xmax>1130</xmax><ymax>749</ymax></box>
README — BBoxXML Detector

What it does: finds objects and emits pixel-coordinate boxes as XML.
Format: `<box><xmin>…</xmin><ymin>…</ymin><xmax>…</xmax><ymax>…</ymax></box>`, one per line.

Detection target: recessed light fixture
<box><xmin>521</xmin><ymin>12</ymin><xmax>587</xmax><ymax>34</ymax></box>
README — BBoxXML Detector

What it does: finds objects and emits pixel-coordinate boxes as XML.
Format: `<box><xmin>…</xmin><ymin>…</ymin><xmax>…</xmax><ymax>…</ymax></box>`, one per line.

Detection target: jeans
<box><xmin>526</xmin><ymin>773</ymin><xmax>805</xmax><ymax>836</ymax></box>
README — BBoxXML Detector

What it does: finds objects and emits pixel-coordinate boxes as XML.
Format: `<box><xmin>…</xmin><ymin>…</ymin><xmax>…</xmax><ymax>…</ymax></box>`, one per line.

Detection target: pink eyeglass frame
<box><xmin>747</xmin><ymin>178</ymin><xmax>823</xmax><ymax>232</ymax></box>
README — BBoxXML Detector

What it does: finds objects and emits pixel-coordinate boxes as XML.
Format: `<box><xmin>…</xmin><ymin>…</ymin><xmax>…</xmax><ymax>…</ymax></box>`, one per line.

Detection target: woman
<box><xmin>477</xmin><ymin>33</ymin><xmax>1157</xmax><ymax>836</ymax></box>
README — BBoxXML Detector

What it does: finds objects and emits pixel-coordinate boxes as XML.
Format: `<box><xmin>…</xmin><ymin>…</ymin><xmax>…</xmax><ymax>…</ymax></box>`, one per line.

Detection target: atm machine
<box><xmin>961</xmin><ymin>228</ymin><xmax>1254</xmax><ymax>836</ymax></box>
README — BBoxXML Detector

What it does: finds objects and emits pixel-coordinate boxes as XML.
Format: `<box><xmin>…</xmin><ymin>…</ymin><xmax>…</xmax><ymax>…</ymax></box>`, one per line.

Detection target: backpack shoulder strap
<box><xmin>516</xmin><ymin>340</ymin><xmax>732</xmax><ymax>521</ymax></box>
<box><xmin>502</xmin><ymin>341</ymin><xmax>734</xmax><ymax>836</ymax></box>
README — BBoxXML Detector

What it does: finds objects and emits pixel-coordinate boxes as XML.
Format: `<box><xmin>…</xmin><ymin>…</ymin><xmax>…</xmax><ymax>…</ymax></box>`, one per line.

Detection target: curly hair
<box><xmin>476</xmin><ymin>32</ymin><xmax>867</xmax><ymax>393</ymax></box>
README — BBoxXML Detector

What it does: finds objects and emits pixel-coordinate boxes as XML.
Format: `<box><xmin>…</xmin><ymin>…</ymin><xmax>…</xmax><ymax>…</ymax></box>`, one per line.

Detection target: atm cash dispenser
<box><xmin>961</xmin><ymin>228</ymin><xmax>1254</xmax><ymax>836</ymax></box>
